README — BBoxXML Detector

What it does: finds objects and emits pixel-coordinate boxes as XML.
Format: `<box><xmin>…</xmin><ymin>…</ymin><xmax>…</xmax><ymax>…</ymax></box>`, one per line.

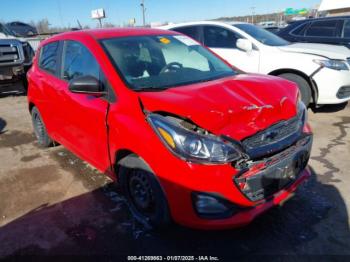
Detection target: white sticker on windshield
<box><xmin>173</xmin><ymin>35</ymin><xmax>199</xmax><ymax>46</ymax></box>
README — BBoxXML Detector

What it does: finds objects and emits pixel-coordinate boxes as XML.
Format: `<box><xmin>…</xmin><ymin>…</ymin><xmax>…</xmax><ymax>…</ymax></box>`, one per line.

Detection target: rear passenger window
<box><xmin>39</xmin><ymin>42</ymin><xmax>59</xmax><ymax>75</ymax></box>
<box><xmin>62</xmin><ymin>41</ymin><xmax>100</xmax><ymax>81</ymax></box>
<box><xmin>203</xmin><ymin>26</ymin><xmax>239</xmax><ymax>48</ymax></box>
<box><xmin>173</xmin><ymin>26</ymin><xmax>201</xmax><ymax>42</ymax></box>
<box><xmin>305</xmin><ymin>20</ymin><xmax>338</xmax><ymax>37</ymax></box>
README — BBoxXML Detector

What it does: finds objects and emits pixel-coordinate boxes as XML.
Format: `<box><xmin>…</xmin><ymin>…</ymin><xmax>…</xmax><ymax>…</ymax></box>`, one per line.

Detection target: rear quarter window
<box><xmin>39</xmin><ymin>41</ymin><xmax>59</xmax><ymax>75</ymax></box>
<box><xmin>291</xmin><ymin>22</ymin><xmax>310</xmax><ymax>36</ymax></box>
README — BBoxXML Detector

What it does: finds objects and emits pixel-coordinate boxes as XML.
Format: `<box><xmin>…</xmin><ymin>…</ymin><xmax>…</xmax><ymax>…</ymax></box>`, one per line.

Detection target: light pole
<box><xmin>251</xmin><ymin>6</ymin><xmax>255</xmax><ymax>24</ymax></box>
<box><xmin>140</xmin><ymin>0</ymin><xmax>146</xmax><ymax>26</ymax></box>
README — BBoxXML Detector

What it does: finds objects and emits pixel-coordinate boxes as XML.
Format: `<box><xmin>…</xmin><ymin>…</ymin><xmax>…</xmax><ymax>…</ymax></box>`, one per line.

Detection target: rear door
<box><xmin>36</xmin><ymin>41</ymin><xmax>65</xmax><ymax>138</ymax></box>
<box><xmin>58</xmin><ymin>40</ymin><xmax>110</xmax><ymax>171</ymax></box>
<box><xmin>202</xmin><ymin>25</ymin><xmax>260</xmax><ymax>72</ymax></box>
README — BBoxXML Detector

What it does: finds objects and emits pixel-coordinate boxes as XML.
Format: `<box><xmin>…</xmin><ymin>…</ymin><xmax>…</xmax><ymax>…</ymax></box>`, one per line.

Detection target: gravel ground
<box><xmin>0</xmin><ymin>94</ymin><xmax>349</xmax><ymax>260</ymax></box>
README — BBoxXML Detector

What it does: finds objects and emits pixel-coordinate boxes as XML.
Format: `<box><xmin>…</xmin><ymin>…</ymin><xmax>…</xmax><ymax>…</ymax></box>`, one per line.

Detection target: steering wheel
<box><xmin>160</xmin><ymin>62</ymin><xmax>183</xmax><ymax>74</ymax></box>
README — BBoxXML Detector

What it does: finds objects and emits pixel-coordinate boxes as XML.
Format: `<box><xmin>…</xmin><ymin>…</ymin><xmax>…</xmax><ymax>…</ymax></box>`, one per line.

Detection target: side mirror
<box><xmin>236</xmin><ymin>38</ymin><xmax>253</xmax><ymax>52</ymax></box>
<box><xmin>68</xmin><ymin>75</ymin><xmax>106</xmax><ymax>95</ymax></box>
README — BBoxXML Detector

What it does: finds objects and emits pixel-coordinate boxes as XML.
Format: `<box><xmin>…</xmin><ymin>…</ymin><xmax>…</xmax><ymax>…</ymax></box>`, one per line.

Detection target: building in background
<box><xmin>318</xmin><ymin>0</ymin><xmax>350</xmax><ymax>16</ymax></box>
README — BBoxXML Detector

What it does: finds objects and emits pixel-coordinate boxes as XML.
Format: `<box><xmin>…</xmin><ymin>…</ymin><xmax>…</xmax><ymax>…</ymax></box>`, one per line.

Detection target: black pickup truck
<box><xmin>0</xmin><ymin>23</ymin><xmax>34</xmax><ymax>94</ymax></box>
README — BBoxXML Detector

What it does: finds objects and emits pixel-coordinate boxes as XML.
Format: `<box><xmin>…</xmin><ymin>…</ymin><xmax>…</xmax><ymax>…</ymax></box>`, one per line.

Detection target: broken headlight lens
<box><xmin>147</xmin><ymin>114</ymin><xmax>242</xmax><ymax>164</ymax></box>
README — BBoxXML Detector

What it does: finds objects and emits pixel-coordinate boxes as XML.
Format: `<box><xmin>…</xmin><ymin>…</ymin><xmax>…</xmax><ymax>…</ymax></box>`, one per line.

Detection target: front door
<box><xmin>57</xmin><ymin>40</ymin><xmax>110</xmax><ymax>172</ymax></box>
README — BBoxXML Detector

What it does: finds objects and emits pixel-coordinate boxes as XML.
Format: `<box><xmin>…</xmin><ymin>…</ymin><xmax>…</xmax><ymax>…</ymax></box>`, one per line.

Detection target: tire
<box><xmin>118</xmin><ymin>154</ymin><xmax>171</xmax><ymax>228</ymax></box>
<box><xmin>278</xmin><ymin>73</ymin><xmax>312</xmax><ymax>107</ymax></box>
<box><xmin>22</xmin><ymin>78</ymin><xmax>28</xmax><ymax>95</ymax></box>
<box><xmin>31</xmin><ymin>107</ymin><xmax>53</xmax><ymax>147</ymax></box>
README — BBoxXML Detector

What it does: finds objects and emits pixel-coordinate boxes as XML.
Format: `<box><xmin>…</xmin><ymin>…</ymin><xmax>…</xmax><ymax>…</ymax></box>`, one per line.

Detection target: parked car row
<box><xmin>9</xmin><ymin>16</ymin><xmax>350</xmax><ymax>230</ymax></box>
<box><xmin>162</xmin><ymin>21</ymin><xmax>350</xmax><ymax>106</ymax></box>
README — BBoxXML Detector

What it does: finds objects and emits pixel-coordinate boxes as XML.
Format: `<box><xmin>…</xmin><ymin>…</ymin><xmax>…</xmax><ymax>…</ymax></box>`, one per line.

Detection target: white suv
<box><xmin>162</xmin><ymin>21</ymin><xmax>350</xmax><ymax>106</ymax></box>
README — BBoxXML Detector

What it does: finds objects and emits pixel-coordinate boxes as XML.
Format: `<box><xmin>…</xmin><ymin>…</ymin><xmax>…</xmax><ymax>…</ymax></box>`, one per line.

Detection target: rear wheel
<box><xmin>118</xmin><ymin>154</ymin><xmax>171</xmax><ymax>228</ymax></box>
<box><xmin>278</xmin><ymin>73</ymin><xmax>312</xmax><ymax>107</ymax></box>
<box><xmin>31</xmin><ymin>107</ymin><xmax>53</xmax><ymax>147</ymax></box>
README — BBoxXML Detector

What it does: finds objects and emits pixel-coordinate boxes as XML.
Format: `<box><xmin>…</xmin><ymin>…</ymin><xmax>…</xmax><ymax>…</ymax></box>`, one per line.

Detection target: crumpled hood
<box><xmin>139</xmin><ymin>74</ymin><xmax>298</xmax><ymax>141</ymax></box>
<box><xmin>279</xmin><ymin>43</ymin><xmax>350</xmax><ymax>60</ymax></box>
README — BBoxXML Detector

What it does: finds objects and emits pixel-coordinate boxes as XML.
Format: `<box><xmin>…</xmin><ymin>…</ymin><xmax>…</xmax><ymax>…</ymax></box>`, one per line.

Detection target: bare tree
<box><xmin>36</xmin><ymin>19</ymin><xmax>50</xmax><ymax>34</ymax></box>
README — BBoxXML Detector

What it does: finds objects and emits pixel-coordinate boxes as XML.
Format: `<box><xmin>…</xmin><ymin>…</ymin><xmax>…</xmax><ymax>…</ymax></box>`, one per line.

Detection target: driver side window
<box><xmin>203</xmin><ymin>26</ymin><xmax>240</xmax><ymax>49</ymax></box>
<box><xmin>62</xmin><ymin>41</ymin><xmax>100</xmax><ymax>82</ymax></box>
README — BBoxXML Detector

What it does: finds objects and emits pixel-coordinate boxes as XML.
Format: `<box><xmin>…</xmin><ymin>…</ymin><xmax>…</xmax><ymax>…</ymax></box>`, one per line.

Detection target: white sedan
<box><xmin>162</xmin><ymin>21</ymin><xmax>350</xmax><ymax>106</ymax></box>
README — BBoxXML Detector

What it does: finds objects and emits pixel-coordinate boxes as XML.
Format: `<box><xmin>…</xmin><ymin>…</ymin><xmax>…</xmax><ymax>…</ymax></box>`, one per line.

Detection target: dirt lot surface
<box><xmin>0</xmin><ymin>95</ymin><xmax>350</xmax><ymax>260</ymax></box>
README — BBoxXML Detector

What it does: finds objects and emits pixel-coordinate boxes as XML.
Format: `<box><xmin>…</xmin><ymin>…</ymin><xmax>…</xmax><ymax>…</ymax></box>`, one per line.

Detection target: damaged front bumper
<box><xmin>187</xmin><ymin>134</ymin><xmax>312</xmax><ymax>229</ymax></box>
<box><xmin>235</xmin><ymin>134</ymin><xmax>312</xmax><ymax>202</ymax></box>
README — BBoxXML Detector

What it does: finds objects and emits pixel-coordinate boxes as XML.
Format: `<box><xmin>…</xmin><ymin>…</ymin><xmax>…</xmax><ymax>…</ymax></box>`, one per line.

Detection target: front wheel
<box><xmin>118</xmin><ymin>155</ymin><xmax>171</xmax><ymax>228</ymax></box>
<box><xmin>278</xmin><ymin>73</ymin><xmax>312</xmax><ymax>107</ymax></box>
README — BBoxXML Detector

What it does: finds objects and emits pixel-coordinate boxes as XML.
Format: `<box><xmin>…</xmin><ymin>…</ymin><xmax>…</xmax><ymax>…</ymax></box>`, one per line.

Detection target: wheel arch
<box><xmin>28</xmin><ymin>101</ymin><xmax>35</xmax><ymax>113</ymax></box>
<box><xmin>268</xmin><ymin>68</ymin><xmax>318</xmax><ymax>104</ymax></box>
<box><xmin>113</xmin><ymin>149</ymin><xmax>135</xmax><ymax>177</ymax></box>
<box><xmin>114</xmin><ymin>149</ymin><xmax>172</xmax><ymax>224</ymax></box>
<box><xmin>113</xmin><ymin>149</ymin><xmax>156</xmax><ymax>183</ymax></box>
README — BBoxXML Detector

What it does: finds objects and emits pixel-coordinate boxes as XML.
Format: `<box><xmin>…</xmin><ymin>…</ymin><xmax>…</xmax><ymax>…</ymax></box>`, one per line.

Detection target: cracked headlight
<box><xmin>313</xmin><ymin>59</ymin><xmax>349</xmax><ymax>71</ymax></box>
<box><xmin>147</xmin><ymin>114</ymin><xmax>242</xmax><ymax>164</ymax></box>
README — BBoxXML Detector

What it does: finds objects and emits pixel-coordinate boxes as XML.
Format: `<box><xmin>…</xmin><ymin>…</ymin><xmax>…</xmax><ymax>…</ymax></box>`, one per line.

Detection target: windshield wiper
<box><xmin>134</xmin><ymin>87</ymin><xmax>169</xmax><ymax>92</ymax></box>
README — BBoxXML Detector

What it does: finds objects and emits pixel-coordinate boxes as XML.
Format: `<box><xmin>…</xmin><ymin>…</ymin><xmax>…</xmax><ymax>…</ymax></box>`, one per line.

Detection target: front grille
<box><xmin>242</xmin><ymin>116</ymin><xmax>303</xmax><ymax>159</ymax></box>
<box><xmin>235</xmin><ymin>135</ymin><xmax>312</xmax><ymax>202</ymax></box>
<box><xmin>0</xmin><ymin>45</ymin><xmax>18</xmax><ymax>63</ymax></box>
<box><xmin>0</xmin><ymin>39</ymin><xmax>24</xmax><ymax>66</ymax></box>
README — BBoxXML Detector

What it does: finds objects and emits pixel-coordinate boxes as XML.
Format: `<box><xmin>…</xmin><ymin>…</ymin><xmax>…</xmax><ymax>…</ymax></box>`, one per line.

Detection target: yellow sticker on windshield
<box><xmin>159</xmin><ymin>37</ymin><xmax>171</xmax><ymax>44</ymax></box>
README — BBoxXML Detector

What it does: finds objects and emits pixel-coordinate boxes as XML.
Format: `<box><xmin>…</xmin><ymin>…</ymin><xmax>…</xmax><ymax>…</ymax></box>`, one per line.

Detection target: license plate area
<box><xmin>234</xmin><ymin>135</ymin><xmax>312</xmax><ymax>202</ymax></box>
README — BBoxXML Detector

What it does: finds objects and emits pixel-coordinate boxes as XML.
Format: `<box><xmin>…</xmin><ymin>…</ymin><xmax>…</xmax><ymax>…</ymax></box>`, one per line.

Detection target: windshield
<box><xmin>235</xmin><ymin>23</ymin><xmax>289</xmax><ymax>46</ymax></box>
<box><xmin>100</xmin><ymin>35</ymin><xmax>236</xmax><ymax>91</ymax></box>
<box><xmin>0</xmin><ymin>24</ymin><xmax>16</xmax><ymax>36</ymax></box>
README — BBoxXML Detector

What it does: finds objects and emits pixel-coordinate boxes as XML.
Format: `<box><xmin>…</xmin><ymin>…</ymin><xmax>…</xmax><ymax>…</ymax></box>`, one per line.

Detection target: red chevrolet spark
<box><xmin>27</xmin><ymin>28</ymin><xmax>312</xmax><ymax>229</ymax></box>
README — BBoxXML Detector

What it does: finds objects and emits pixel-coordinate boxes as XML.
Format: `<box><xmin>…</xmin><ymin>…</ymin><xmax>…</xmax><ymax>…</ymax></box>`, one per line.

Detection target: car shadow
<box><xmin>311</xmin><ymin>102</ymin><xmax>348</xmax><ymax>114</ymax></box>
<box><xmin>0</xmin><ymin>164</ymin><xmax>349</xmax><ymax>258</ymax></box>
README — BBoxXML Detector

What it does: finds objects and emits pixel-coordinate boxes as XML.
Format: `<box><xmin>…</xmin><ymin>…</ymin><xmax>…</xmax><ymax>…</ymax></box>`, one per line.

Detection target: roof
<box><xmin>160</xmin><ymin>20</ymin><xmax>247</xmax><ymax>30</ymax></box>
<box><xmin>287</xmin><ymin>15</ymin><xmax>350</xmax><ymax>24</ymax></box>
<box><xmin>319</xmin><ymin>0</ymin><xmax>350</xmax><ymax>11</ymax></box>
<box><xmin>47</xmin><ymin>27</ymin><xmax>176</xmax><ymax>42</ymax></box>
